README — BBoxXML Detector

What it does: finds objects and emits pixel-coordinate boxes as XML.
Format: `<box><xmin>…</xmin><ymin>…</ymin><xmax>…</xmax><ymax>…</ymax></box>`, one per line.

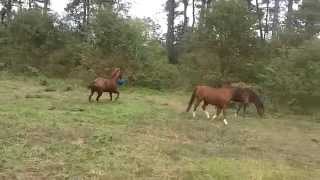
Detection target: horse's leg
<box><xmin>212</xmin><ymin>107</ymin><xmax>221</xmax><ymax>120</ymax></box>
<box><xmin>89</xmin><ymin>89</ymin><xmax>94</xmax><ymax>102</ymax></box>
<box><xmin>114</xmin><ymin>90</ymin><xmax>120</xmax><ymax>100</ymax></box>
<box><xmin>243</xmin><ymin>95</ymin><xmax>249</xmax><ymax>117</ymax></box>
<box><xmin>192</xmin><ymin>99</ymin><xmax>201</xmax><ymax>118</ymax></box>
<box><xmin>243</xmin><ymin>103</ymin><xmax>248</xmax><ymax>117</ymax></box>
<box><xmin>202</xmin><ymin>102</ymin><xmax>210</xmax><ymax>119</ymax></box>
<box><xmin>96</xmin><ymin>91</ymin><xmax>103</xmax><ymax>102</ymax></box>
<box><xmin>109</xmin><ymin>92</ymin><xmax>113</xmax><ymax>101</ymax></box>
<box><xmin>236</xmin><ymin>103</ymin><xmax>242</xmax><ymax>118</ymax></box>
<box><xmin>222</xmin><ymin>106</ymin><xmax>228</xmax><ymax>125</ymax></box>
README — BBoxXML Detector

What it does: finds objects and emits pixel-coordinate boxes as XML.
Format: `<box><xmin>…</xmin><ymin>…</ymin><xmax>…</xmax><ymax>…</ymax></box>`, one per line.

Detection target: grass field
<box><xmin>0</xmin><ymin>74</ymin><xmax>319</xmax><ymax>179</ymax></box>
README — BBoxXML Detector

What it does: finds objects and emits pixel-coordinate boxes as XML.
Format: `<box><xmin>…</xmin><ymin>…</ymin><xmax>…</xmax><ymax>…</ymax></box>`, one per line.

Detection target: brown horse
<box><xmin>186</xmin><ymin>86</ymin><xmax>236</xmax><ymax>125</ymax></box>
<box><xmin>231</xmin><ymin>87</ymin><xmax>264</xmax><ymax>117</ymax></box>
<box><xmin>88</xmin><ymin>68</ymin><xmax>122</xmax><ymax>102</ymax></box>
<box><xmin>221</xmin><ymin>83</ymin><xmax>264</xmax><ymax>117</ymax></box>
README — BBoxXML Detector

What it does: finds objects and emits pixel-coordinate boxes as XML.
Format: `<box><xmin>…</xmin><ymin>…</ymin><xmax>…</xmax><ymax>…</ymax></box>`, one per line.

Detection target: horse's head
<box><xmin>257</xmin><ymin>105</ymin><xmax>264</xmax><ymax>117</ymax></box>
<box><xmin>111</xmin><ymin>68</ymin><xmax>122</xmax><ymax>80</ymax></box>
<box><xmin>255</xmin><ymin>97</ymin><xmax>265</xmax><ymax>117</ymax></box>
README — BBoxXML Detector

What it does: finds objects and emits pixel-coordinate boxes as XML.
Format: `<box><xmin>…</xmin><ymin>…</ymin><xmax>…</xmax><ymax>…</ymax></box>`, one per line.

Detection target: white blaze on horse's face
<box><xmin>193</xmin><ymin>111</ymin><xmax>196</xmax><ymax>118</ymax></box>
<box><xmin>205</xmin><ymin>111</ymin><xmax>210</xmax><ymax>119</ymax></box>
<box><xmin>223</xmin><ymin>119</ymin><xmax>228</xmax><ymax>125</ymax></box>
<box><xmin>212</xmin><ymin>114</ymin><xmax>217</xmax><ymax>120</ymax></box>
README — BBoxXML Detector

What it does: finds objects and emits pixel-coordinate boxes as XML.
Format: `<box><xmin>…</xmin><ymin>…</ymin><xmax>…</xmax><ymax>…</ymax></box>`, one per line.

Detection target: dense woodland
<box><xmin>0</xmin><ymin>0</ymin><xmax>320</xmax><ymax>111</ymax></box>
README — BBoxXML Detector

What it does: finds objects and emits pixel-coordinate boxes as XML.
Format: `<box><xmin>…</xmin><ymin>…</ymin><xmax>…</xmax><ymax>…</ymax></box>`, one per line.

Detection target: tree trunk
<box><xmin>272</xmin><ymin>0</ymin><xmax>280</xmax><ymax>39</ymax></box>
<box><xmin>29</xmin><ymin>0</ymin><xmax>33</xmax><ymax>9</ymax></box>
<box><xmin>206</xmin><ymin>0</ymin><xmax>212</xmax><ymax>7</ymax></box>
<box><xmin>43</xmin><ymin>0</ymin><xmax>49</xmax><ymax>14</ymax></box>
<box><xmin>255</xmin><ymin>0</ymin><xmax>264</xmax><ymax>40</ymax></box>
<box><xmin>4</xmin><ymin>0</ymin><xmax>12</xmax><ymax>22</ymax></box>
<box><xmin>83</xmin><ymin>0</ymin><xmax>87</xmax><ymax>29</ymax></box>
<box><xmin>1</xmin><ymin>10</ymin><xmax>5</xmax><ymax>25</ymax></box>
<box><xmin>286</xmin><ymin>0</ymin><xmax>293</xmax><ymax>31</ymax></box>
<box><xmin>199</xmin><ymin>0</ymin><xmax>207</xmax><ymax>28</ymax></box>
<box><xmin>264</xmin><ymin>0</ymin><xmax>270</xmax><ymax>39</ymax></box>
<box><xmin>182</xmin><ymin>0</ymin><xmax>188</xmax><ymax>34</ymax></box>
<box><xmin>17</xmin><ymin>0</ymin><xmax>23</xmax><ymax>11</ymax></box>
<box><xmin>192</xmin><ymin>0</ymin><xmax>195</xmax><ymax>30</ymax></box>
<box><xmin>86</xmin><ymin>0</ymin><xmax>90</xmax><ymax>25</ymax></box>
<box><xmin>166</xmin><ymin>0</ymin><xmax>177</xmax><ymax>64</ymax></box>
<box><xmin>246</xmin><ymin>0</ymin><xmax>252</xmax><ymax>10</ymax></box>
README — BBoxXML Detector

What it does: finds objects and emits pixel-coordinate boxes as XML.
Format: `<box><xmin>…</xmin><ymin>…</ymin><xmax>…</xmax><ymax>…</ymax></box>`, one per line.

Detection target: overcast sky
<box><xmin>51</xmin><ymin>0</ymin><xmax>168</xmax><ymax>33</ymax></box>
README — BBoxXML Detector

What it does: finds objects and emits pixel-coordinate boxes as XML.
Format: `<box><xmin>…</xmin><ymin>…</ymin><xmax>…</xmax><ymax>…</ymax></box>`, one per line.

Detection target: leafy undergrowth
<box><xmin>0</xmin><ymin>74</ymin><xmax>319</xmax><ymax>179</ymax></box>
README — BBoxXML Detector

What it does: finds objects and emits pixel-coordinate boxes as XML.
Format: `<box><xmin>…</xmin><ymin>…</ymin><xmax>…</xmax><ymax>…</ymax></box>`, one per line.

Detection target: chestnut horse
<box><xmin>88</xmin><ymin>68</ymin><xmax>122</xmax><ymax>102</ymax></box>
<box><xmin>222</xmin><ymin>83</ymin><xmax>264</xmax><ymax>117</ymax></box>
<box><xmin>186</xmin><ymin>86</ymin><xmax>236</xmax><ymax>125</ymax></box>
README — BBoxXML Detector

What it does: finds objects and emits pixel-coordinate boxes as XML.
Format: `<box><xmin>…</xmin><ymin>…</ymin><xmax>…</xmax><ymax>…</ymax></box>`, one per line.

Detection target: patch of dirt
<box><xmin>145</xmin><ymin>95</ymin><xmax>186</xmax><ymax>112</ymax></box>
<box><xmin>71</xmin><ymin>138</ymin><xmax>85</xmax><ymax>145</ymax></box>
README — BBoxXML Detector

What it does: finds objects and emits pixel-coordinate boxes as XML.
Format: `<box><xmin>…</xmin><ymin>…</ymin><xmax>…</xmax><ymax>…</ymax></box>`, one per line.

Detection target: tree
<box><xmin>65</xmin><ymin>0</ymin><xmax>89</xmax><ymax>30</ymax></box>
<box><xmin>295</xmin><ymin>0</ymin><xmax>320</xmax><ymax>39</ymax></box>
<box><xmin>92</xmin><ymin>9</ymin><xmax>146</xmax><ymax>58</ymax></box>
<box><xmin>0</xmin><ymin>0</ymin><xmax>13</xmax><ymax>25</ymax></box>
<box><xmin>255</xmin><ymin>0</ymin><xmax>264</xmax><ymax>40</ymax></box>
<box><xmin>199</xmin><ymin>0</ymin><xmax>206</xmax><ymax>29</ymax></box>
<box><xmin>272</xmin><ymin>0</ymin><xmax>280</xmax><ymax>39</ymax></box>
<box><xmin>43</xmin><ymin>0</ymin><xmax>50</xmax><ymax>14</ymax></box>
<box><xmin>286</xmin><ymin>0</ymin><xmax>294</xmax><ymax>31</ymax></box>
<box><xmin>246</xmin><ymin>0</ymin><xmax>253</xmax><ymax>10</ymax></box>
<box><xmin>182</xmin><ymin>0</ymin><xmax>188</xmax><ymax>34</ymax></box>
<box><xmin>192</xmin><ymin>0</ymin><xmax>195</xmax><ymax>29</ymax></box>
<box><xmin>264</xmin><ymin>0</ymin><xmax>270</xmax><ymax>39</ymax></box>
<box><xmin>2</xmin><ymin>9</ymin><xmax>64</xmax><ymax>68</ymax></box>
<box><xmin>165</xmin><ymin>0</ymin><xmax>177</xmax><ymax>64</ymax></box>
<box><xmin>205</xmin><ymin>0</ymin><xmax>257</xmax><ymax>77</ymax></box>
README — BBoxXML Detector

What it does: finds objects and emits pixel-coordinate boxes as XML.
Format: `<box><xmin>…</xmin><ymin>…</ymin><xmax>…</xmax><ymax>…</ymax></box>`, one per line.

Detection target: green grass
<box><xmin>0</xmin><ymin>74</ymin><xmax>319</xmax><ymax>179</ymax></box>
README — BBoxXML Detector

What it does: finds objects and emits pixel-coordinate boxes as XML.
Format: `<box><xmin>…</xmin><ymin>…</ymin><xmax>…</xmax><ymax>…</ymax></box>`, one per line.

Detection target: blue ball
<box><xmin>117</xmin><ymin>79</ymin><xmax>126</xmax><ymax>86</ymax></box>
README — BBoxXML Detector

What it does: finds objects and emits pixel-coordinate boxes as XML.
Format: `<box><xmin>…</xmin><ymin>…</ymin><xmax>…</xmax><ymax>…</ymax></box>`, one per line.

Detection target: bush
<box><xmin>260</xmin><ymin>39</ymin><xmax>320</xmax><ymax>110</ymax></box>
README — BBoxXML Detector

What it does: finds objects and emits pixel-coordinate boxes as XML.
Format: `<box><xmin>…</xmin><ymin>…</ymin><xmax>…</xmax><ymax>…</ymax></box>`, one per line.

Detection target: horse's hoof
<box><xmin>192</xmin><ymin>112</ymin><xmax>196</xmax><ymax>118</ymax></box>
<box><xmin>205</xmin><ymin>111</ymin><xmax>210</xmax><ymax>119</ymax></box>
<box><xmin>223</xmin><ymin>119</ymin><xmax>228</xmax><ymax>125</ymax></box>
<box><xmin>212</xmin><ymin>115</ymin><xmax>217</xmax><ymax>120</ymax></box>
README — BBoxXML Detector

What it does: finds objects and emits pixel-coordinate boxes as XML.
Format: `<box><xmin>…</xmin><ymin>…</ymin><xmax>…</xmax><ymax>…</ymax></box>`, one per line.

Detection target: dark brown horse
<box><xmin>222</xmin><ymin>83</ymin><xmax>264</xmax><ymax>117</ymax></box>
<box><xmin>231</xmin><ymin>87</ymin><xmax>264</xmax><ymax>117</ymax></box>
<box><xmin>88</xmin><ymin>68</ymin><xmax>122</xmax><ymax>102</ymax></box>
<box><xmin>186</xmin><ymin>86</ymin><xmax>236</xmax><ymax>125</ymax></box>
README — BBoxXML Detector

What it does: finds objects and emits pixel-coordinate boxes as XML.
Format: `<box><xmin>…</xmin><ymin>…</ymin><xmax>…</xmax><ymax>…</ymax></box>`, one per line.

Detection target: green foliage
<box><xmin>205</xmin><ymin>0</ymin><xmax>256</xmax><ymax>51</ymax></box>
<box><xmin>179</xmin><ymin>0</ymin><xmax>260</xmax><ymax>84</ymax></box>
<box><xmin>0</xmin><ymin>9</ymin><xmax>63</xmax><ymax>72</ymax></box>
<box><xmin>205</xmin><ymin>0</ymin><xmax>258</xmax><ymax>74</ymax></box>
<box><xmin>0</xmin><ymin>6</ymin><xmax>175</xmax><ymax>90</ymax></box>
<box><xmin>92</xmin><ymin>9</ymin><xmax>146</xmax><ymax>60</ymax></box>
<box><xmin>294</xmin><ymin>0</ymin><xmax>320</xmax><ymax>39</ymax></box>
<box><xmin>259</xmin><ymin>39</ymin><xmax>320</xmax><ymax>109</ymax></box>
<box><xmin>0</xmin><ymin>0</ymin><xmax>320</xmax><ymax>109</ymax></box>
<box><xmin>173</xmin><ymin>0</ymin><xmax>320</xmax><ymax>111</ymax></box>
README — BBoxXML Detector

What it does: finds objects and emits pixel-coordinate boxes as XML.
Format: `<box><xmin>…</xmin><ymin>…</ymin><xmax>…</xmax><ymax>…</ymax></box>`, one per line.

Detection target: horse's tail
<box><xmin>186</xmin><ymin>87</ymin><xmax>197</xmax><ymax>112</ymax></box>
